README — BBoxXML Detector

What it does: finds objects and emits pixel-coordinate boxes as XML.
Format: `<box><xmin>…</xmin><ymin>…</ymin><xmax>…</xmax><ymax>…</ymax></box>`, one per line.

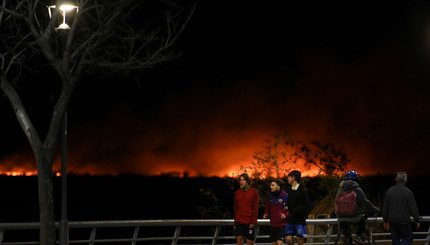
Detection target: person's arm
<box><xmin>382</xmin><ymin>192</ymin><xmax>390</xmax><ymax>230</ymax></box>
<box><xmin>382</xmin><ymin>192</ymin><xmax>389</xmax><ymax>222</ymax></box>
<box><xmin>280</xmin><ymin>194</ymin><xmax>288</xmax><ymax>219</ymax></box>
<box><xmin>281</xmin><ymin>204</ymin><xmax>289</xmax><ymax>219</ymax></box>
<box><xmin>233</xmin><ymin>191</ymin><xmax>238</xmax><ymax>228</ymax></box>
<box><xmin>407</xmin><ymin>190</ymin><xmax>420</xmax><ymax>224</ymax></box>
<box><xmin>356</xmin><ymin>187</ymin><xmax>379</xmax><ymax>214</ymax></box>
<box><xmin>250</xmin><ymin>189</ymin><xmax>259</xmax><ymax>226</ymax></box>
<box><xmin>263</xmin><ymin>198</ymin><xmax>270</xmax><ymax>219</ymax></box>
<box><xmin>382</xmin><ymin>192</ymin><xmax>390</xmax><ymax>231</ymax></box>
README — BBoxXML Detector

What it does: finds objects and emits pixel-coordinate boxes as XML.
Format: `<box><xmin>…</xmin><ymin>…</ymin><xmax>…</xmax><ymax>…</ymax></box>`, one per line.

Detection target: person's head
<box><xmin>270</xmin><ymin>179</ymin><xmax>283</xmax><ymax>192</ymax></box>
<box><xmin>287</xmin><ymin>170</ymin><xmax>301</xmax><ymax>185</ymax></box>
<box><xmin>345</xmin><ymin>170</ymin><xmax>359</xmax><ymax>181</ymax></box>
<box><xmin>395</xmin><ymin>172</ymin><xmax>407</xmax><ymax>184</ymax></box>
<box><xmin>239</xmin><ymin>173</ymin><xmax>251</xmax><ymax>188</ymax></box>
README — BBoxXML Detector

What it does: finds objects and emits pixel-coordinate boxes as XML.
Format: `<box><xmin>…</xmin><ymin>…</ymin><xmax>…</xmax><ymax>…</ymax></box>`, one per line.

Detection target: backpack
<box><xmin>335</xmin><ymin>190</ymin><xmax>357</xmax><ymax>217</ymax></box>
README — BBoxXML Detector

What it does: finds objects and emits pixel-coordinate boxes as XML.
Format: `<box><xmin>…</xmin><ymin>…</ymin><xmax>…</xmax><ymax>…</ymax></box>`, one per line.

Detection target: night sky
<box><xmin>1</xmin><ymin>1</ymin><xmax>430</xmax><ymax>176</ymax></box>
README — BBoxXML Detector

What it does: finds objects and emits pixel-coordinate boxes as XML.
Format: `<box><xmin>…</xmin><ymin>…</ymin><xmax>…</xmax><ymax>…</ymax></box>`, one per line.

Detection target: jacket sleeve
<box><xmin>281</xmin><ymin>194</ymin><xmax>289</xmax><ymax>217</ymax></box>
<box><xmin>356</xmin><ymin>187</ymin><xmax>380</xmax><ymax>214</ymax></box>
<box><xmin>382</xmin><ymin>190</ymin><xmax>390</xmax><ymax>222</ymax></box>
<box><xmin>264</xmin><ymin>198</ymin><xmax>270</xmax><ymax>217</ymax></box>
<box><xmin>407</xmin><ymin>190</ymin><xmax>420</xmax><ymax>223</ymax></box>
<box><xmin>234</xmin><ymin>191</ymin><xmax>238</xmax><ymax>222</ymax></box>
<box><xmin>251</xmin><ymin>189</ymin><xmax>259</xmax><ymax>225</ymax></box>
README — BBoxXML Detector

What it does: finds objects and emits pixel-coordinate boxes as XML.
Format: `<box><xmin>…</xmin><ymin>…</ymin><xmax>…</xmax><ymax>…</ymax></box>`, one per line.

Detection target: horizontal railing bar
<box><xmin>0</xmin><ymin>216</ymin><xmax>428</xmax><ymax>230</ymax></box>
<box><xmin>215</xmin><ymin>236</ymin><xmax>236</xmax><ymax>239</ymax></box>
<box><xmin>1</xmin><ymin>243</ymin><xmax>39</xmax><ymax>245</ymax></box>
<box><xmin>0</xmin><ymin>217</ymin><xmax>429</xmax><ymax>245</ymax></box>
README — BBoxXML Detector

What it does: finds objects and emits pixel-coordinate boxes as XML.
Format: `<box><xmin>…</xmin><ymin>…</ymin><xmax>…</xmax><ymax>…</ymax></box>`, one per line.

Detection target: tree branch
<box><xmin>0</xmin><ymin>69</ymin><xmax>42</xmax><ymax>155</ymax></box>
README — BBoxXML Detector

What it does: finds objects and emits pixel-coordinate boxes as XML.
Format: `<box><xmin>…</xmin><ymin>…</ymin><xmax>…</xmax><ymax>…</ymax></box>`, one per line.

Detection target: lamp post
<box><xmin>48</xmin><ymin>2</ymin><xmax>79</xmax><ymax>30</ymax></box>
<box><xmin>47</xmin><ymin>2</ymin><xmax>78</xmax><ymax>245</ymax></box>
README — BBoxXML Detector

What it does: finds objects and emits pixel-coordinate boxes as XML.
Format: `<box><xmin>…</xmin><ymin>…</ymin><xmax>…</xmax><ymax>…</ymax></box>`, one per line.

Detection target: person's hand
<box><xmin>283</xmin><ymin>205</ymin><xmax>288</xmax><ymax>211</ymax></box>
<box><xmin>416</xmin><ymin>223</ymin><xmax>420</xmax><ymax>230</ymax></box>
<box><xmin>233</xmin><ymin>224</ymin><xmax>236</xmax><ymax>230</ymax></box>
<box><xmin>250</xmin><ymin>224</ymin><xmax>255</xmax><ymax>228</ymax></box>
<box><xmin>263</xmin><ymin>214</ymin><xmax>268</xmax><ymax>219</ymax></box>
<box><xmin>280</xmin><ymin>213</ymin><xmax>286</xmax><ymax>219</ymax></box>
<box><xmin>384</xmin><ymin>222</ymin><xmax>389</xmax><ymax>231</ymax></box>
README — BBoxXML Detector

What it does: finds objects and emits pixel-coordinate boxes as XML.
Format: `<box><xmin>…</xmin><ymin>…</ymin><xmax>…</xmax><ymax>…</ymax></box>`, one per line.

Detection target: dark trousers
<box><xmin>390</xmin><ymin>222</ymin><xmax>413</xmax><ymax>245</ymax></box>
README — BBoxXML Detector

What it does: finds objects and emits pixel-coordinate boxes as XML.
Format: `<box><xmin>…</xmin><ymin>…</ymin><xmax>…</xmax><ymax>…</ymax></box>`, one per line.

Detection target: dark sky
<box><xmin>1</xmin><ymin>1</ymin><xmax>430</xmax><ymax>176</ymax></box>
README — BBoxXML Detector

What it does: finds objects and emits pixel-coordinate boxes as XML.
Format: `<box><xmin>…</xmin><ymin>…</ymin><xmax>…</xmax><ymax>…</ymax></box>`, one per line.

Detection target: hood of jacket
<box><xmin>339</xmin><ymin>179</ymin><xmax>359</xmax><ymax>191</ymax></box>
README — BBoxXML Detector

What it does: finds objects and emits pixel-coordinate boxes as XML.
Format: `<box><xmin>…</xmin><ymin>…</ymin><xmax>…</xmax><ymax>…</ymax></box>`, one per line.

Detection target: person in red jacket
<box><xmin>263</xmin><ymin>179</ymin><xmax>289</xmax><ymax>245</ymax></box>
<box><xmin>234</xmin><ymin>173</ymin><xmax>259</xmax><ymax>245</ymax></box>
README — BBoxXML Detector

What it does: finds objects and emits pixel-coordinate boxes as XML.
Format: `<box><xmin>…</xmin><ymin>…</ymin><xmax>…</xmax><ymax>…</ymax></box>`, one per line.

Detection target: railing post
<box><xmin>171</xmin><ymin>225</ymin><xmax>181</xmax><ymax>245</ymax></box>
<box><xmin>131</xmin><ymin>226</ymin><xmax>140</xmax><ymax>245</ymax></box>
<box><xmin>253</xmin><ymin>225</ymin><xmax>260</xmax><ymax>244</ymax></box>
<box><xmin>425</xmin><ymin>225</ymin><xmax>430</xmax><ymax>245</ymax></box>
<box><xmin>324</xmin><ymin>224</ymin><xmax>333</xmax><ymax>245</ymax></box>
<box><xmin>212</xmin><ymin>225</ymin><xmax>221</xmax><ymax>245</ymax></box>
<box><xmin>89</xmin><ymin>228</ymin><xmax>96</xmax><ymax>245</ymax></box>
<box><xmin>0</xmin><ymin>230</ymin><xmax>4</xmax><ymax>245</ymax></box>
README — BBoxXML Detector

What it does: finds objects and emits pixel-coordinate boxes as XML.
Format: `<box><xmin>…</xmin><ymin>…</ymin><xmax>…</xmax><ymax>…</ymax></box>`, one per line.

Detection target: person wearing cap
<box><xmin>382</xmin><ymin>172</ymin><xmax>420</xmax><ymax>245</ymax></box>
<box><xmin>335</xmin><ymin>170</ymin><xmax>380</xmax><ymax>241</ymax></box>
<box><xmin>234</xmin><ymin>173</ymin><xmax>259</xmax><ymax>245</ymax></box>
<box><xmin>285</xmin><ymin>170</ymin><xmax>310</xmax><ymax>245</ymax></box>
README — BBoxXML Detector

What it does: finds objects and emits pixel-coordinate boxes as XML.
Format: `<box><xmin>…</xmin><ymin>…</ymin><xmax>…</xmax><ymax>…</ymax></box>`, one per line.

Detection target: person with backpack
<box><xmin>263</xmin><ymin>179</ymin><xmax>289</xmax><ymax>245</ymax></box>
<box><xmin>335</xmin><ymin>170</ymin><xmax>380</xmax><ymax>241</ymax></box>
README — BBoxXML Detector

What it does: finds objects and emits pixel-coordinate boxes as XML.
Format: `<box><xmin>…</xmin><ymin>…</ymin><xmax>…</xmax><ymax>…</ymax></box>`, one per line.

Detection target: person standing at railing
<box><xmin>382</xmin><ymin>172</ymin><xmax>420</xmax><ymax>245</ymax></box>
<box><xmin>285</xmin><ymin>170</ymin><xmax>310</xmax><ymax>245</ymax></box>
<box><xmin>263</xmin><ymin>179</ymin><xmax>289</xmax><ymax>245</ymax></box>
<box><xmin>234</xmin><ymin>173</ymin><xmax>259</xmax><ymax>245</ymax></box>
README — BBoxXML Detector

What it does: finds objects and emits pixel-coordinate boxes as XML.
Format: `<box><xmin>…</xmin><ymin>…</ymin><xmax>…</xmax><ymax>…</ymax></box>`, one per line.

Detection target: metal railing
<box><xmin>0</xmin><ymin>217</ymin><xmax>428</xmax><ymax>245</ymax></box>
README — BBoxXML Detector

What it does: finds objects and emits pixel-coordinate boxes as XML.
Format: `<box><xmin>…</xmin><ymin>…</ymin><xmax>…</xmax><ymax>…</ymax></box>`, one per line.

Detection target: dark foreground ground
<box><xmin>0</xmin><ymin>174</ymin><xmax>428</xmax><ymax>222</ymax></box>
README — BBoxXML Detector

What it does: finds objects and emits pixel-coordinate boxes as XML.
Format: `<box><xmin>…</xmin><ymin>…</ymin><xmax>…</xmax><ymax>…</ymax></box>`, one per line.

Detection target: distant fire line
<box><xmin>0</xmin><ymin>171</ymin><xmax>38</xmax><ymax>176</ymax></box>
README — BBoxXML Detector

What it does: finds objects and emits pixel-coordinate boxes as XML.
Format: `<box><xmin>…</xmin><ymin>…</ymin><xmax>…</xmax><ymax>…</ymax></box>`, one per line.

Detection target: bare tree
<box><xmin>0</xmin><ymin>0</ymin><xmax>195</xmax><ymax>244</ymax></box>
<box><xmin>240</xmin><ymin>132</ymin><xmax>351</xmax><ymax>178</ymax></box>
<box><xmin>236</xmin><ymin>133</ymin><xmax>351</xmax><ymax>212</ymax></box>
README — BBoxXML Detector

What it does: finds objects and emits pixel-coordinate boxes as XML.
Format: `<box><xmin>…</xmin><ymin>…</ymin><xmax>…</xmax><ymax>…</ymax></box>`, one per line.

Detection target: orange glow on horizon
<box><xmin>0</xmin><ymin>143</ymin><xmax>385</xmax><ymax>178</ymax></box>
<box><xmin>0</xmin><ymin>170</ymin><xmax>37</xmax><ymax>176</ymax></box>
<box><xmin>0</xmin><ymin>160</ymin><xmax>324</xmax><ymax>178</ymax></box>
<box><xmin>0</xmin><ymin>154</ymin><xmax>377</xmax><ymax>178</ymax></box>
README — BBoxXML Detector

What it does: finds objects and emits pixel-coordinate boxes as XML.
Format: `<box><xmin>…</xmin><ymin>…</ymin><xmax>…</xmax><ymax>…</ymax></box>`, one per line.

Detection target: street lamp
<box><xmin>48</xmin><ymin>1</ymin><xmax>79</xmax><ymax>30</ymax></box>
<box><xmin>47</xmin><ymin>2</ymin><xmax>78</xmax><ymax>245</ymax></box>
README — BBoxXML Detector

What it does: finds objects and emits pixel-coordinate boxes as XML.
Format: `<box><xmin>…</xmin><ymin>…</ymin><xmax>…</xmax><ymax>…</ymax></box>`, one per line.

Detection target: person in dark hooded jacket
<box><xmin>335</xmin><ymin>170</ymin><xmax>380</xmax><ymax>240</ymax></box>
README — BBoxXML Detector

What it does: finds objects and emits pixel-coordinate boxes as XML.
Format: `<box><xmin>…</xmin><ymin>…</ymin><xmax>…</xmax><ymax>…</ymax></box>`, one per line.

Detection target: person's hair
<box><xmin>239</xmin><ymin>173</ymin><xmax>251</xmax><ymax>185</ymax></box>
<box><xmin>288</xmin><ymin>170</ymin><xmax>301</xmax><ymax>183</ymax></box>
<box><xmin>271</xmin><ymin>178</ymin><xmax>284</xmax><ymax>187</ymax></box>
<box><xmin>395</xmin><ymin>172</ymin><xmax>407</xmax><ymax>183</ymax></box>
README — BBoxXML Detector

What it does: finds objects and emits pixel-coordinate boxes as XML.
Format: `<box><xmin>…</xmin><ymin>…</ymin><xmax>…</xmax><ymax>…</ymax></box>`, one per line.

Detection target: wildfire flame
<box><xmin>0</xmin><ymin>170</ymin><xmax>37</xmax><ymax>176</ymax></box>
<box><xmin>0</xmin><ymin>150</ymin><xmax>369</xmax><ymax>178</ymax></box>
